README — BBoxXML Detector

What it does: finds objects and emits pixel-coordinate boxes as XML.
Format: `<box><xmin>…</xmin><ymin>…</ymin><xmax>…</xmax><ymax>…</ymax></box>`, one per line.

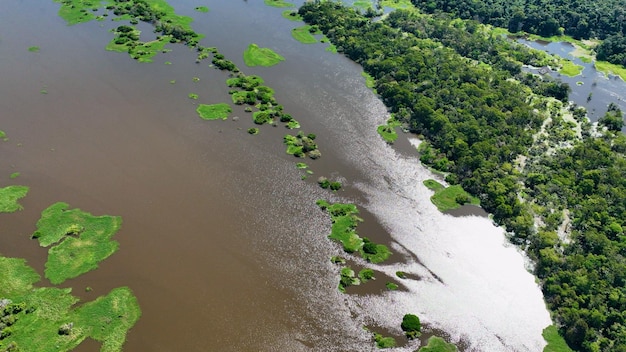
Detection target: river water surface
<box><xmin>1</xmin><ymin>1</ymin><xmax>552</xmax><ymax>351</ymax></box>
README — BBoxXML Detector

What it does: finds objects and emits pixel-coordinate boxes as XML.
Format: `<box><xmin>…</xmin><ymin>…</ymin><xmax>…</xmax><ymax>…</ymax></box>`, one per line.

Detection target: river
<box><xmin>0</xmin><ymin>1</ymin><xmax>552</xmax><ymax>351</ymax></box>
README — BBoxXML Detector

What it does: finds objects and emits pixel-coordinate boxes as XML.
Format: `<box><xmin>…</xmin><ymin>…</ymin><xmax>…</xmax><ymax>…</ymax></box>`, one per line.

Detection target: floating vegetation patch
<box><xmin>243</xmin><ymin>44</ymin><xmax>285</xmax><ymax>67</ymax></box>
<box><xmin>28</xmin><ymin>46</ymin><xmax>40</xmax><ymax>52</ymax></box>
<box><xmin>264</xmin><ymin>0</ymin><xmax>294</xmax><ymax>8</ymax></box>
<box><xmin>377</xmin><ymin>117</ymin><xmax>401</xmax><ymax>144</ymax></box>
<box><xmin>31</xmin><ymin>202</ymin><xmax>122</xmax><ymax>284</ymax></box>
<box><xmin>423</xmin><ymin>179</ymin><xmax>480</xmax><ymax>211</ymax></box>
<box><xmin>196</xmin><ymin>103</ymin><xmax>232</xmax><ymax>120</ymax></box>
<box><xmin>194</xmin><ymin>6</ymin><xmax>209</xmax><ymax>12</ymax></box>
<box><xmin>281</xmin><ymin>10</ymin><xmax>302</xmax><ymax>21</ymax></box>
<box><xmin>0</xmin><ymin>186</ymin><xmax>29</xmax><ymax>213</ymax></box>
<box><xmin>291</xmin><ymin>25</ymin><xmax>319</xmax><ymax>44</ymax></box>
<box><xmin>284</xmin><ymin>131</ymin><xmax>321</xmax><ymax>159</ymax></box>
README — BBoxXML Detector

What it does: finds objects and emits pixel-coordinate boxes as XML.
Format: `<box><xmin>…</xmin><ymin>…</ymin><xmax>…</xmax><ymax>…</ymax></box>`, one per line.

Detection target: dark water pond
<box><xmin>0</xmin><ymin>1</ymin><xmax>551</xmax><ymax>351</ymax></box>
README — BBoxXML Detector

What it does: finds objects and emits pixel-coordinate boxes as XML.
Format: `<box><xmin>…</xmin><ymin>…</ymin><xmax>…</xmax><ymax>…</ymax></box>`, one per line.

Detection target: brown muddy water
<box><xmin>1</xmin><ymin>1</ymin><xmax>552</xmax><ymax>351</ymax></box>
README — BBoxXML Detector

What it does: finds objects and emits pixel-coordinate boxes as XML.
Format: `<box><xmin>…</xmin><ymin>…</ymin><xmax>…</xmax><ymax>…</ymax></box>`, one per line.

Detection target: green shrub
<box><xmin>401</xmin><ymin>314</ymin><xmax>421</xmax><ymax>339</ymax></box>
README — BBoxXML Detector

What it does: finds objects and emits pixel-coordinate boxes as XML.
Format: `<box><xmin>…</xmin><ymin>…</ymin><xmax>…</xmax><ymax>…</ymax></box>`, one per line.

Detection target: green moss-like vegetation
<box><xmin>361</xmin><ymin>71</ymin><xmax>377</xmax><ymax>93</ymax></box>
<box><xmin>338</xmin><ymin>266</ymin><xmax>360</xmax><ymax>292</ymax></box>
<box><xmin>0</xmin><ymin>130</ymin><xmax>6</xmax><ymax>141</ymax></box>
<box><xmin>284</xmin><ymin>131</ymin><xmax>320</xmax><ymax>159</ymax></box>
<box><xmin>31</xmin><ymin>202</ymin><xmax>121</xmax><ymax>284</ymax></box>
<box><xmin>377</xmin><ymin>118</ymin><xmax>401</xmax><ymax>143</ymax></box>
<box><xmin>325</xmin><ymin>41</ymin><xmax>338</xmax><ymax>53</ymax></box>
<box><xmin>0</xmin><ymin>257</ymin><xmax>40</xmax><ymax>296</ymax></box>
<box><xmin>386</xmin><ymin>282</ymin><xmax>399</xmax><ymax>290</ymax></box>
<box><xmin>296</xmin><ymin>162</ymin><xmax>308</xmax><ymax>169</ymax></box>
<box><xmin>10</xmin><ymin>172</ymin><xmax>20</xmax><ymax>179</ymax></box>
<box><xmin>243</xmin><ymin>44</ymin><xmax>285</xmax><ymax>67</ymax></box>
<box><xmin>264</xmin><ymin>0</ymin><xmax>294</xmax><ymax>8</ymax></box>
<box><xmin>28</xmin><ymin>46</ymin><xmax>40</xmax><ymax>52</ymax></box>
<box><xmin>360</xmin><ymin>237</ymin><xmax>392</xmax><ymax>263</ymax></box>
<box><xmin>0</xmin><ymin>257</ymin><xmax>140</xmax><ymax>351</ymax></box>
<box><xmin>317</xmin><ymin>200</ymin><xmax>364</xmax><ymax>253</ymax></box>
<box><xmin>282</xmin><ymin>10</ymin><xmax>302</xmax><ymax>21</ymax></box>
<box><xmin>196</xmin><ymin>103</ymin><xmax>232</xmax><ymax>120</ymax></box>
<box><xmin>291</xmin><ymin>25</ymin><xmax>319</xmax><ymax>44</ymax></box>
<box><xmin>247</xmin><ymin>128</ymin><xmax>260</xmax><ymax>135</ymax></box>
<box><xmin>353</xmin><ymin>0</ymin><xmax>373</xmax><ymax>8</ymax></box>
<box><xmin>0</xmin><ymin>185</ymin><xmax>29</xmax><ymax>213</ymax></box>
<box><xmin>40</xmin><ymin>89</ymin><xmax>48</xmax><ymax>94</ymax></box>
<box><xmin>374</xmin><ymin>333</ymin><xmax>397</xmax><ymax>348</ymax></box>
<box><xmin>543</xmin><ymin>325</ymin><xmax>574</xmax><ymax>352</ymax></box>
<box><xmin>54</xmin><ymin>0</ymin><xmax>100</xmax><ymax>25</ymax></box>
<box><xmin>106</xmin><ymin>25</ymin><xmax>170</xmax><ymax>63</ymax></box>
<box><xmin>317</xmin><ymin>200</ymin><xmax>392</xmax><ymax>263</ymax></box>
<box><xmin>194</xmin><ymin>6</ymin><xmax>209</xmax><ymax>12</ymax></box>
<box><xmin>595</xmin><ymin>60</ymin><xmax>626</xmax><ymax>81</ymax></box>
<box><xmin>417</xmin><ymin>336</ymin><xmax>458</xmax><ymax>352</ymax></box>
<box><xmin>380</xmin><ymin>0</ymin><xmax>415</xmax><ymax>9</ymax></box>
<box><xmin>358</xmin><ymin>268</ymin><xmax>375</xmax><ymax>282</ymax></box>
<box><xmin>423</xmin><ymin>179</ymin><xmax>479</xmax><ymax>211</ymax></box>
<box><xmin>188</xmin><ymin>93</ymin><xmax>199</xmax><ymax>100</ymax></box>
<box><xmin>558</xmin><ymin>59</ymin><xmax>583</xmax><ymax>77</ymax></box>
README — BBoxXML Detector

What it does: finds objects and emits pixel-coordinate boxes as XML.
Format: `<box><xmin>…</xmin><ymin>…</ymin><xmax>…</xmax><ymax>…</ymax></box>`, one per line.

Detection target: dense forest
<box><xmin>409</xmin><ymin>0</ymin><xmax>625</xmax><ymax>40</ymax></box>
<box><xmin>299</xmin><ymin>2</ymin><xmax>626</xmax><ymax>351</ymax></box>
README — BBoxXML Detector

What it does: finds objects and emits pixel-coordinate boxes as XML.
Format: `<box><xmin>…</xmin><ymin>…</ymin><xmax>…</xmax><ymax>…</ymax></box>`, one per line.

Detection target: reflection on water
<box><xmin>0</xmin><ymin>0</ymin><xmax>552</xmax><ymax>351</ymax></box>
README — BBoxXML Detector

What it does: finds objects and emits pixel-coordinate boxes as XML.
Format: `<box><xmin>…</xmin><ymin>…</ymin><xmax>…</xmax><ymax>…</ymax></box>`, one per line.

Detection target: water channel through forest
<box><xmin>1</xmin><ymin>0</ymin><xmax>625</xmax><ymax>351</ymax></box>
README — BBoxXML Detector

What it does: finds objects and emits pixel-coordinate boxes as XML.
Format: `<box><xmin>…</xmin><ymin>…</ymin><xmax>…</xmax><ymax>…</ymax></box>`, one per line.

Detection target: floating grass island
<box><xmin>377</xmin><ymin>117</ymin><xmax>402</xmax><ymax>144</ymax></box>
<box><xmin>0</xmin><ymin>257</ymin><xmax>140</xmax><ymax>352</ymax></box>
<box><xmin>281</xmin><ymin>10</ymin><xmax>302</xmax><ymax>21</ymax></box>
<box><xmin>417</xmin><ymin>336</ymin><xmax>458</xmax><ymax>351</ymax></box>
<box><xmin>316</xmin><ymin>200</ymin><xmax>391</xmax><ymax>263</ymax></box>
<box><xmin>423</xmin><ymin>179</ymin><xmax>480</xmax><ymax>212</ymax></box>
<box><xmin>291</xmin><ymin>25</ymin><xmax>320</xmax><ymax>44</ymax></box>
<box><xmin>243</xmin><ymin>44</ymin><xmax>285</xmax><ymax>67</ymax></box>
<box><xmin>0</xmin><ymin>186</ymin><xmax>29</xmax><ymax>213</ymax></box>
<box><xmin>264</xmin><ymin>0</ymin><xmax>294</xmax><ymax>8</ymax></box>
<box><xmin>194</xmin><ymin>6</ymin><xmax>209</xmax><ymax>12</ymax></box>
<box><xmin>31</xmin><ymin>202</ymin><xmax>122</xmax><ymax>284</ymax></box>
<box><xmin>196</xmin><ymin>103</ymin><xmax>232</xmax><ymax>120</ymax></box>
<box><xmin>28</xmin><ymin>46</ymin><xmax>40</xmax><ymax>52</ymax></box>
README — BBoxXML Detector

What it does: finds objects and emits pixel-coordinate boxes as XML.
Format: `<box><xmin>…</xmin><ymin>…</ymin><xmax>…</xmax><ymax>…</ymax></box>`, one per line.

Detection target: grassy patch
<box><xmin>0</xmin><ymin>130</ymin><xmax>6</xmax><ymax>141</ymax></box>
<box><xmin>0</xmin><ymin>185</ymin><xmax>29</xmax><ymax>213</ymax></box>
<box><xmin>595</xmin><ymin>60</ymin><xmax>626</xmax><ymax>81</ymax></box>
<box><xmin>188</xmin><ymin>93</ymin><xmax>199</xmax><ymax>100</ymax></box>
<box><xmin>361</xmin><ymin>71</ymin><xmax>376</xmax><ymax>92</ymax></box>
<box><xmin>374</xmin><ymin>332</ymin><xmax>396</xmax><ymax>348</ymax></box>
<box><xmin>558</xmin><ymin>59</ymin><xmax>583</xmax><ymax>76</ymax></box>
<box><xmin>358</xmin><ymin>268</ymin><xmax>375</xmax><ymax>282</ymax></box>
<box><xmin>424</xmin><ymin>180</ymin><xmax>480</xmax><ymax>212</ymax></box>
<box><xmin>291</xmin><ymin>25</ymin><xmax>318</xmax><ymax>44</ymax></box>
<box><xmin>353</xmin><ymin>0</ymin><xmax>373</xmax><ymax>8</ymax></box>
<box><xmin>264</xmin><ymin>0</ymin><xmax>294</xmax><ymax>7</ymax></box>
<box><xmin>296</xmin><ymin>162</ymin><xmax>308</xmax><ymax>169</ymax></box>
<box><xmin>31</xmin><ymin>202</ymin><xmax>121</xmax><ymax>284</ymax></box>
<box><xmin>377</xmin><ymin>117</ymin><xmax>401</xmax><ymax>143</ymax></box>
<box><xmin>418</xmin><ymin>336</ymin><xmax>457</xmax><ymax>352</ymax></box>
<box><xmin>386</xmin><ymin>282</ymin><xmax>398</xmax><ymax>290</ymax></box>
<box><xmin>543</xmin><ymin>325</ymin><xmax>574</xmax><ymax>352</ymax></box>
<box><xmin>247</xmin><ymin>128</ymin><xmax>260</xmax><ymax>135</ymax></box>
<box><xmin>282</xmin><ymin>10</ymin><xmax>302</xmax><ymax>21</ymax></box>
<box><xmin>10</xmin><ymin>172</ymin><xmax>20</xmax><ymax>179</ymax></box>
<box><xmin>380</xmin><ymin>0</ymin><xmax>415</xmax><ymax>9</ymax></box>
<box><xmin>54</xmin><ymin>0</ymin><xmax>100</xmax><ymax>25</ymax></box>
<box><xmin>196</xmin><ymin>103</ymin><xmax>232</xmax><ymax>120</ymax></box>
<box><xmin>0</xmin><ymin>257</ymin><xmax>40</xmax><ymax>296</ymax></box>
<box><xmin>194</xmin><ymin>6</ymin><xmax>209</xmax><ymax>12</ymax></box>
<box><xmin>105</xmin><ymin>26</ymin><xmax>171</xmax><ymax>63</ymax></box>
<box><xmin>243</xmin><ymin>44</ymin><xmax>285</xmax><ymax>67</ymax></box>
<box><xmin>0</xmin><ymin>256</ymin><xmax>140</xmax><ymax>351</ymax></box>
<box><xmin>28</xmin><ymin>46</ymin><xmax>40</xmax><ymax>52</ymax></box>
<box><xmin>360</xmin><ymin>237</ymin><xmax>392</xmax><ymax>263</ymax></box>
<box><xmin>284</xmin><ymin>131</ymin><xmax>320</xmax><ymax>158</ymax></box>
<box><xmin>317</xmin><ymin>200</ymin><xmax>364</xmax><ymax>253</ymax></box>
<box><xmin>338</xmin><ymin>266</ymin><xmax>360</xmax><ymax>292</ymax></box>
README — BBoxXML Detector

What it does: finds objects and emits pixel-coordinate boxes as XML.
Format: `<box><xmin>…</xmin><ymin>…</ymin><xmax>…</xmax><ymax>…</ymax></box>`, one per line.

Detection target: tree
<box><xmin>401</xmin><ymin>314</ymin><xmax>421</xmax><ymax>339</ymax></box>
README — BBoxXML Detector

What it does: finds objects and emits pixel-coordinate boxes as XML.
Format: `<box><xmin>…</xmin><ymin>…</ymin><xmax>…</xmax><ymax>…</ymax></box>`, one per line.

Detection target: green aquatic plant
<box><xmin>196</xmin><ymin>103</ymin><xmax>232</xmax><ymax>120</ymax></box>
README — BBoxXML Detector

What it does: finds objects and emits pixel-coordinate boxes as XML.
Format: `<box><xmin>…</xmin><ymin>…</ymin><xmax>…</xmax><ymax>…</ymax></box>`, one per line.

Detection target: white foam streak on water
<box><xmin>344</xmin><ymin>128</ymin><xmax>552</xmax><ymax>350</ymax></box>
